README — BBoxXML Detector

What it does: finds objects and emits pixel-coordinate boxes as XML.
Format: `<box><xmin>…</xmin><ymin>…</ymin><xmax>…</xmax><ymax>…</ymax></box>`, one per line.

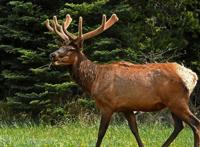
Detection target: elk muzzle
<box><xmin>49</xmin><ymin>52</ymin><xmax>57</xmax><ymax>61</ymax></box>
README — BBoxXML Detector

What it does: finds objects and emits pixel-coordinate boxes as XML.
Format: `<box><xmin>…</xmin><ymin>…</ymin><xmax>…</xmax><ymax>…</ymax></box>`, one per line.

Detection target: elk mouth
<box><xmin>49</xmin><ymin>54</ymin><xmax>61</xmax><ymax>64</ymax></box>
<box><xmin>50</xmin><ymin>59</ymin><xmax>61</xmax><ymax>66</ymax></box>
<box><xmin>50</xmin><ymin>57</ymin><xmax>70</xmax><ymax>66</ymax></box>
<box><xmin>49</xmin><ymin>61</ymin><xmax>63</xmax><ymax>69</ymax></box>
<box><xmin>49</xmin><ymin>55</ymin><xmax>60</xmax><ymax>66</ymax></box>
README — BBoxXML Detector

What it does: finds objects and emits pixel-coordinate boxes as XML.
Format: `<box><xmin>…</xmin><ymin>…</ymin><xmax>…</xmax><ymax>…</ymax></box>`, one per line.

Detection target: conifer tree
<box><xmin>0</xmin><ymin>1</ymin><xmax>77</xmax><ymax>122</ymax></box>
<box><xmin>0</xmin><ymin>0</ymin><xmax>199</xmax><ymax>122</ymax></box>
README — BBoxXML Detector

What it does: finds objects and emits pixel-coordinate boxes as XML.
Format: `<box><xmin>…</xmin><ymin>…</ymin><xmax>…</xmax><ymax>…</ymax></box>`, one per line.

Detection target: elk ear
<box><xmin>68</xmin><ymin>43</ymin><xmax>81</xmax><ymax>52</ymax></box>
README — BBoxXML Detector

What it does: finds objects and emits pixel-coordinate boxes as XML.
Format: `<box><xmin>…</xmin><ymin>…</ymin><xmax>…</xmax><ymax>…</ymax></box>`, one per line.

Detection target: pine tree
<box><xmin>0</xmin><ymin>0</ymin><xmax>78</xmax><ymax>123</ymax></box>
<box><xmin>1</xmin><ymin>0</ymin><xmax>199</xmax><ymax>122</ymax></box>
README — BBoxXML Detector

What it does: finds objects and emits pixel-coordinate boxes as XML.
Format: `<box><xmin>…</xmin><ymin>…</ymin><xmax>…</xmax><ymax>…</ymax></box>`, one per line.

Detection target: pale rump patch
<box><xmin>176</xmin><ymin>64</ymin><xmax>198</xmax><ymax>95</ymax></box>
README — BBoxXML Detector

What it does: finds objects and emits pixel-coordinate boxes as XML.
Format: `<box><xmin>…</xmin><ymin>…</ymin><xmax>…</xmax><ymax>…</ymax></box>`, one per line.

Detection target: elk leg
<box><xmin>95</xmin><ymin>112</ymin><xmax>112</xmax><ymax>147</ymax></box>
<box><xmin>170</xmin><ymin>104</ymin><xmax>200</xmax><ymax>147</ymax></box>
<box><xmin>124</xmin><ymin>111</ymin><xmax>144</xmax><ymax>147</ymax></box>
<box><xmin>162</xmin><ymin>113</ymin><xmax>184</xmax><ymax>147</ymax></box>
<box><xmin>186</xmin><ymin>113</ymin><xmax>200</xmax><ymax>147</ymax></box>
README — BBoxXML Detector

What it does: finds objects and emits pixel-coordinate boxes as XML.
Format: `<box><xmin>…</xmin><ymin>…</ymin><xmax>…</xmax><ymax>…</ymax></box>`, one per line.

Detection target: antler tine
<box><xmin>77</xmin><ymin>16</ymin><xmax>83</xmax><ymax>49</ymax></box>
<box><xmin>82</xmin><ymin>14</ymin><xmax>119</xmax><ymax>40</ymax></box>
<box><xmin>101</xmin><ymin>14</ymin><xmax>106</xmax><ymax>30</ymax></box>
<box><xmin>78</xmin><ymin>16</ymin><xmax>83</xmax><ymax>38</ymax></box>
<box><xmin>104</xmin><ymin>14</ymin><xmax>119</xmax><ymax>30</ymax></box>
<box><xmin>53</xmin><ymin>16</ymin><xmax>69</xmax><ymax>41</ymax></box>
<box><xmin>53</xmin><ymin>16</ymin><xmax>70</xmax><ymax>41</ymax></box>
<box><xmin>45</xmin><ymin>16</ymin><xmax>69</xmax><ymax>41</ymax></box>
<box><xmin>45</xmin><ymin>19</ymin><xmax>54</xmax><ymax>32</ymax></box>
<box><xmin>64</xmin><ymin>14</ymin><xmax>72</xmax><ymax>29</ymax></box>
<box><xmin>63</xmin><ymin>14</ymin><xmax>77</xmax><ymax>40</ymax></box>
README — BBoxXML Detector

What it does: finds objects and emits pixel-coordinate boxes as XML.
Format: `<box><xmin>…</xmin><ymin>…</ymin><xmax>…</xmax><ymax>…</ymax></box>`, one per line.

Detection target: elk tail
<box><xmin>176</xmin><ymin>64</ymin><xmax>198</xmax><ymax>96</ymax></box>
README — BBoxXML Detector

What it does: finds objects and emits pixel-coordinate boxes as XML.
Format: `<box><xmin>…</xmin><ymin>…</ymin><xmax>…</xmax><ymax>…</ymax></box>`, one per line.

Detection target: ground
<box><xmin>0</xmin><ymin>122</ymin><xmax>193</xmax><ymax>147</ymax></box>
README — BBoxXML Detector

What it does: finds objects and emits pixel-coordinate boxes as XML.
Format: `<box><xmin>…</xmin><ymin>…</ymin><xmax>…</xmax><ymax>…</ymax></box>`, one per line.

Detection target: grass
<box><xmin>0</xmin><ymin>122</ymin><xmax>193</xmax><ymax>147</ymax></box>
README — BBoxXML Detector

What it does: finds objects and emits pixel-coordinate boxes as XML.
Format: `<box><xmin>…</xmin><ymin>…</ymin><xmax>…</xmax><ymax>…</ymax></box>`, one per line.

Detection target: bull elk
<box><xmin>45</xmin><ymin>14</ymin><xmax>200</xmax><ymax>147</ymax></box>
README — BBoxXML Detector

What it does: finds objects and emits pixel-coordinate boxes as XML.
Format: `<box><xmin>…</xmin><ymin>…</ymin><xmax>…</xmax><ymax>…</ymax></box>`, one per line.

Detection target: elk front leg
<box><xmin>95</xmin><ymin>111</ymin><xmax>112</xmax><ymax>147</ymax></box>
<box><xmin>124</xmin><ymin>111</ymin><xmax>144</xmax><ymax>147</ymax></box>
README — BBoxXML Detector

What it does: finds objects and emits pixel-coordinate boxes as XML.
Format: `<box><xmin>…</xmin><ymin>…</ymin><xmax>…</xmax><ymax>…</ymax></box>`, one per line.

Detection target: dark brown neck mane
<box><xmin>71</xmin><ymin>51</ymin><xmax>98</xmax><ymax>94</ymax></box>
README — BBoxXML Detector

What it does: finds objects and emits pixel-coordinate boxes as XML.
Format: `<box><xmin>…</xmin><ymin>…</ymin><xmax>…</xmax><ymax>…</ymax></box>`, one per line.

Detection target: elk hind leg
<box><xmin>187</xmin><ymin>113</ymin><xmax>200</xmax><ymax>147</ymax></box>
<box><xmin>162</xmin><ymin>113</ymin><xmax>184</xmax><ymax>147</ymax></box>
<box><xmin>124</xmin><ymin>111</ymin><xmax>144</xmax><ymax>147</ymax></box>
<box><xmin>169</xmin><ymin>102</ymin><xmax>200</xmax><ymax>147</ymax></box>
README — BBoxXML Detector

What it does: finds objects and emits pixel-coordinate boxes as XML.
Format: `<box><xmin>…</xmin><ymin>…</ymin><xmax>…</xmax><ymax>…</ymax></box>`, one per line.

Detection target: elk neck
<box><xmin>71</xmin><ymin>51</ymin><xmax>98</xmax><ymax>94</ymax></box>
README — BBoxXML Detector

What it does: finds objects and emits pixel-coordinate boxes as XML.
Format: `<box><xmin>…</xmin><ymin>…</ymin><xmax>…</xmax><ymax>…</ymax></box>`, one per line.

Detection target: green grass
<box><xmin>0</xmin><ymin>122</ymin><xmax>193</xmax><ymax>147</ymax></box>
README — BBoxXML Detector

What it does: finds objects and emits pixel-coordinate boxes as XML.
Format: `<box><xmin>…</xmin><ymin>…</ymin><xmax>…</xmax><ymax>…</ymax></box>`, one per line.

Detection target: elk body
<box><xmin>45</xmin><ymin>14</ymin><xmax>200</xmax><ymax>147</ymax></box>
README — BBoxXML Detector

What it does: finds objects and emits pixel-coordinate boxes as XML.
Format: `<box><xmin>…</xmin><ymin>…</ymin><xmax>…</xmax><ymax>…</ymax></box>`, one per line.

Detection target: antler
<box><xmin>63</xmin><ymin>14</ymin><xmax>77</xmax><ymax>40</ymax></box>
<box><xmin>81</xmin><ymin>14</ymin><xmax>119</xmax><ymax>40</ymax></box>
<box><xmin>45</xmin><ymin>14</ymin><xmax>119</xmax><ymax>48</ymax></box>
<box><xmin>45</xmin><ymin>16</ymin><xmax>69</xmax><ymax>42</ymax></box>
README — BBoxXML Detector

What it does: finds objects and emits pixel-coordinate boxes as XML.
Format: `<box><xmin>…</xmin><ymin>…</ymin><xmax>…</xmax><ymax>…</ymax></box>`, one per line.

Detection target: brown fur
<box><xmin>91</xmin><ymin>62</ymin><xmax>188</xmax><ymax>112</ymax></box>
<box><xmin>71</xmin><ymin>52</ymin><xmax>98</xmax><ymax>93</ymax></box>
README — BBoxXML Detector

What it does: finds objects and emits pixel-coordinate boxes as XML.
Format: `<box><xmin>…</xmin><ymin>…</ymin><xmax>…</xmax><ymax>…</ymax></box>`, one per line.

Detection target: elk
<box><xmin>45</xmin><ymin>14</ymin><xmax>200</xmax><ymax>147</ymax></box>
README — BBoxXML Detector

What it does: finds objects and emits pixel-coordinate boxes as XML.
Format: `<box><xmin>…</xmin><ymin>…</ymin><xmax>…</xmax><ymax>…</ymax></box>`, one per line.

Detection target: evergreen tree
<box><xmin>0</xmin><ymin>1</ymin><xmax>78</xmax><ymax>123</ymax></box>
<box><xmin>0</xmin><ymin>0</ymin><xmax>199</xmax><ymax>122</ymax></box>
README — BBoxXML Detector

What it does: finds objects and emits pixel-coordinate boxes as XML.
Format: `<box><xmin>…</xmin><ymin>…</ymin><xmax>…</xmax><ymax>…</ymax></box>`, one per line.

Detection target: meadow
<box><xmin>0</xmin><ymin>121</ymin><xmax>193</xmax><ymax>147</ymax></box>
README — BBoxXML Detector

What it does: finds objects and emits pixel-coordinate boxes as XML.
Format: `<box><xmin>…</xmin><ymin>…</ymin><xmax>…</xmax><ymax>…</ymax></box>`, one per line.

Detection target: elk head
<box><xmin>45</xmin><ymin>14</ymin><xmax>119</xmax><ymax>66</ymax></box>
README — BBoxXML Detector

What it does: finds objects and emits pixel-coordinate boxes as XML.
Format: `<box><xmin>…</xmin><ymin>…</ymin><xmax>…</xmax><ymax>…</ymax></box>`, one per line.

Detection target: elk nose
<box><xmin>49</xmin><ymin>53</ymin><xmax>56</xmax><ymax>60</ymax></box>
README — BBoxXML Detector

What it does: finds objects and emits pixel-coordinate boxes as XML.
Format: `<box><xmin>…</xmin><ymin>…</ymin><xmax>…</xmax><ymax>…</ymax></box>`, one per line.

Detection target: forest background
<box><xmin>0</xmin><ymin>0</ymin><xmax>200</xmax><ymax>125</ymax></box>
